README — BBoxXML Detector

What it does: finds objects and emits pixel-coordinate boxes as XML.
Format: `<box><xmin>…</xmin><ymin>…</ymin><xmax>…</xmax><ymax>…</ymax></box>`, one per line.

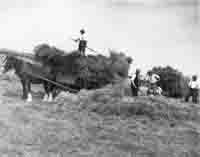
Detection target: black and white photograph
<box><xmin>0</xmin><ymin>0</ymin><xmax>199</xmax><ymax>156</ymax></box>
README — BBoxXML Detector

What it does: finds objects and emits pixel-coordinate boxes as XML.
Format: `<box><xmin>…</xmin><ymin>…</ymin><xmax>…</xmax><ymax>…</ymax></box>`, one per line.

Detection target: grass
<box><xmin>0</xmin><ymin>79</ymin><xmax>200</xmax><ymax>156</ymax></box>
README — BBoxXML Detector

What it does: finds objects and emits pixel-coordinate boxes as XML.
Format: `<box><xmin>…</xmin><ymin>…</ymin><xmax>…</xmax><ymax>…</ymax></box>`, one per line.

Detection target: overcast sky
<box><xmin>0</xmin><ymin>0</ymin><xmax>199</xmax><ymax>76</ymax></box>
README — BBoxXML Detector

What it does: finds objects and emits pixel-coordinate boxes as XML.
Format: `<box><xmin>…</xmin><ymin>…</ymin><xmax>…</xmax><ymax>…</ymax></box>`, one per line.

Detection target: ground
<box><xmin>0</xmin><ymin>75</ymin><xmax>200</xmax><ymax>157</ymax></box>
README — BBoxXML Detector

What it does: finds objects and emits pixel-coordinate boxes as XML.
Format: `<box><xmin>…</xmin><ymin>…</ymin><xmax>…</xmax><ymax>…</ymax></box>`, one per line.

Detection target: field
<box><xmin>0</xmin><ymin>74</ymin><xmax>200</xmax><ymax>157</ymax></box>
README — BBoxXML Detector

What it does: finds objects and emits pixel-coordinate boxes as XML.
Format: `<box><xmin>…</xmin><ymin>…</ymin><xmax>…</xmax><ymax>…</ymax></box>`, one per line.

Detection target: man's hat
<box><xmin>80</xmin><ymin>29</ymin><xmax>85</xmax><ymax>34</ymax></box>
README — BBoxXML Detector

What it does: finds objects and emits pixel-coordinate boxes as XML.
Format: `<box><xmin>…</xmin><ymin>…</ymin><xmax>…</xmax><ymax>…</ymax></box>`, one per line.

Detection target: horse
<box><xmin>2</xmin><ymin>56</ymin><xmax>55</xmax><ymax>102</ymax></box>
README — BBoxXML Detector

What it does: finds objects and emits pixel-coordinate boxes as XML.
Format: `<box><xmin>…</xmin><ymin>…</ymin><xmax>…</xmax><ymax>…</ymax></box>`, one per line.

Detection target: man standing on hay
<box><xmin>75</xmin><ymin>29</ymin><xmax>87</xmax><ymax>56</ymax></box>
<box><xmin>185</xmin><ymin>75</ymin><xmax>199</xmax><ymax>103</ymax></box>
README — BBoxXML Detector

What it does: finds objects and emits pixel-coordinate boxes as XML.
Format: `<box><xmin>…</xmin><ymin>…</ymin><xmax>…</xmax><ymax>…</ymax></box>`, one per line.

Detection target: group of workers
<box><xmin>129</xmin><ymin>69</ymin><xmax>161</xmax><ymax>97</ymax></box>
<box><xmin>130</xmin><ymin>68</ymin><xmax>200</xmax><ymax>104</ymax></box>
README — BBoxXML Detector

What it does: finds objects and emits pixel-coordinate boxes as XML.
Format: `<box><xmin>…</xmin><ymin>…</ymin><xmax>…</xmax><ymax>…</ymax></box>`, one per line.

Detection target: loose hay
<box><xmin>1</xmin><ymin>79</ymin><xmax>200</xmax><ymax>156</ymax></box>
<box><xmin>56</xmin><ymin>83</ymin><xmax>200</xmax><ymax>122</ymax></box>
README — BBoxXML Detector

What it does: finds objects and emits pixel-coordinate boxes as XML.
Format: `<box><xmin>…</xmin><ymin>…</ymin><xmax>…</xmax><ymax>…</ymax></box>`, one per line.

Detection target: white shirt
<box><xmin>189</xmin><ymin>80</ymin><xmax>200</xmax><ymax>89</ymax></box>
<box><xmin>79</xmin><ymin>34</ymin><xmax>86</xmax><ymax>41</ymax></box>
<box><xmin>146</xmin><ymin>74</ymin><xmax>160</xmax><ymax>84</ymax></box>
<box><xmin>156</xmin><ymin>86</ymin><xmax>162</xmax><ymax>95</ymax></box>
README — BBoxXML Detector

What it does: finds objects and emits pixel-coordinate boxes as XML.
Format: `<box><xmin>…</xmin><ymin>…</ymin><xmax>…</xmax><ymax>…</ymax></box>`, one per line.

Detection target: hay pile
<box><xmin>55</xmin><ymin>82</ymin><xmax>200</xmax><ymax>123</ymax></box>
<box><xmin>34</xmin><ymin>44</ymin><xmax>133</xmax><ymax>89</ymax></box>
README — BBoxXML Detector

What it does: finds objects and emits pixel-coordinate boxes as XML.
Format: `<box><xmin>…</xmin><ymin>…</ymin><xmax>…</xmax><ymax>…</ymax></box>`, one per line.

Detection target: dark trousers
<box><xmin>130</xmin><ymin>82</ymin><xmax>138</xmax><ymax>96</ymax></box>
<box><xmin>78</xmin><ymin>40</ymin><xmax>87</xmax><ymax>56</ymax></box>
<box><xmin>78</xmin><ymin>47</ymin><xmax>86</xmax><ymax>56</ymax></box>
<box><xmin>185</xmin><ymin>88</ymin><xmax>199</xmax><ymax>103</ymax></box>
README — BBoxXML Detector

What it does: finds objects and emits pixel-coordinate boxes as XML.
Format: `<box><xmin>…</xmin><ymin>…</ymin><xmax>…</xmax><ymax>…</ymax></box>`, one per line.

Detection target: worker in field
<box><xmin>74</xmin><ymin>29</ymin><xmax>87</xmax><ymax>56</ymax></box>
<box><xmin>155</xmin><ymin>86</ymin><xmax>163</xmax><ymax>95</ymax></box>
<box><xmin>146</xmin><ymin>71</ymin><xmax>160</xmax><ymax>95</ymax></box>
<box><xmin>185</xmin><ymin>75</ymin><xmax>199</xmax><ymax>103</ymax></box>
<box><xmin>130</xmin><ymin>69</ymin><xmax>141</xmax><ymax>96</ymax></box>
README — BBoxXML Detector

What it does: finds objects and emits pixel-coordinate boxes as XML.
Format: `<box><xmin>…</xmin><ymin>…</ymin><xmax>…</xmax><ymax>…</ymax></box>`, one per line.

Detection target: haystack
<box><xmin>34</xmin><ymin>44</ymin><xmax>133</xmax><ymax>89</ymax></box>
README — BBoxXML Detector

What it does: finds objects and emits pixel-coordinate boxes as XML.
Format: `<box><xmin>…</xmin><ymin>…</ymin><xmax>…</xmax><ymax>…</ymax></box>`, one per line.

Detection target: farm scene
<box><xmin>0</xmin><ymin>0</ymin><xmax>200</xmax><ymax>157</ymax></box>
<box><xmin>0</xmin><ymin>42</ymin><xmax>199</xmax><ymax>157</ymax></box>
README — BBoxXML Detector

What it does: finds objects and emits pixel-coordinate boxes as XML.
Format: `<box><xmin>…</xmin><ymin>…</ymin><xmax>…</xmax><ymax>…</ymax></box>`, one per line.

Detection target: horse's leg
<box><xmin>26</xmin><ymin>81</ymin><xmax>32</xmax><ymax>102</ymax></box>
<box><xmin>52</xmin><ymin>87</ymin><xmax>60</xmax><ymax>98</ymax></box>
<box><xmin>47</xmin><ymin>83</ymin><xmax>53</xmax><ymax>102</ymax></box>
<box><xmin>21</xmin><ymin>80</ymin><xmax>27</xmax><ymax>99</ymax></box>
<box><xmin>48</xmin><ymin>92</ymin><xmax>53</xmax><ymax>102</ymax></box>
<box><xmin>42</xmin><ymin>82</ymin><xmax>49</xmax><ymax>102</ymax></box>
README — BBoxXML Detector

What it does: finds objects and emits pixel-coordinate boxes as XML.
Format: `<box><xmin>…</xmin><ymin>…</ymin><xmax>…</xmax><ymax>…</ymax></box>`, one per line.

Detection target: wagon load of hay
<box><xmin>34</xmin><ymin>44</ymin><xmax>133</xmax><ymax>89</ymax></box>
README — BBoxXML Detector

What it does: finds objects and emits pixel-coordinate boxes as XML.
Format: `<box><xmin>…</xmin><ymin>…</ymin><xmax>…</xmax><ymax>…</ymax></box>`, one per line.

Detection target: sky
<box><xmin>0</xmin><ymin>0</ymin><xmax>199</xmax><ymax>76</ymax></box>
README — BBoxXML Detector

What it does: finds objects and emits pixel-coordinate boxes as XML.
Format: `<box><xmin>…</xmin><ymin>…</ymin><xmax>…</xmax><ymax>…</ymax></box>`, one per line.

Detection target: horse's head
<box><xmin>2</xmin><ymin>56</ymin><xmax>17</xmax><ymax>74</ymax></box>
